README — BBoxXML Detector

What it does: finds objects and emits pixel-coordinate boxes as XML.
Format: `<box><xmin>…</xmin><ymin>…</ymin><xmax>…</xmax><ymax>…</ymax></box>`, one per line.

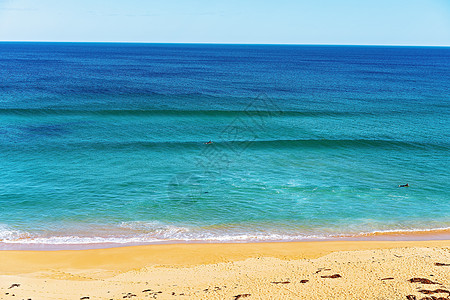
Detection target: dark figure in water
<box><xmin>204</xmin><ymin>140</ymin><xmax>213</xmax><ymax>144</ymax></box>
<box><xmin>398</xmin><ymin>183</ymin><xmax>409</xmax><ymax>187</ymax></box>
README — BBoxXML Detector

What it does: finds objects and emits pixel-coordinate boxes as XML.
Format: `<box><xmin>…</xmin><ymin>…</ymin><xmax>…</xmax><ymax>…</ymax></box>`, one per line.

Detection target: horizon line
<box><xmin>0</xmin><ymin>41</ymin><xmax>449</xmax><ymax>47</ymax></box>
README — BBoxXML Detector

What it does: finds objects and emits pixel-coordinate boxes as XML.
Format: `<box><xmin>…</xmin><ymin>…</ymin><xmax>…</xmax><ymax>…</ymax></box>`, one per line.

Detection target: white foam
<box><xmin>355</xmin><ymin>226</ymin><xmax>450</xmax><ymax>236</ymax></box>
<box><xmin>0</xmin><ymin>234</ymin><xmax>326</xmax><ymax>245</ymax></box>
<box><xmin>0</xmin><ymin>224</ymin><xmax>29</xmax><ymax>241</ymax></box>
<box><xmin>2</xmin><ymin>235</ymin><xmax>160</xmax><ymax>245</ymax></box>
<box><xmin>119</xmin><ymin>221</ymin><xmax>190</xmax><ymax>234</ymax></box>
<box><xmin>0</xmin><ymin>222</ymin><xmax>448</xmax><ymax>246</ymax></box>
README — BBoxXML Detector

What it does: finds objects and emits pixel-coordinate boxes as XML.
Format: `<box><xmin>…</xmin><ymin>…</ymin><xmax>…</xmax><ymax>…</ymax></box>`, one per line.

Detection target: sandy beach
<box><xmin>0</xmin><ymin>240</ymin><xmax>449</xmax><ymax>300</ymax></box>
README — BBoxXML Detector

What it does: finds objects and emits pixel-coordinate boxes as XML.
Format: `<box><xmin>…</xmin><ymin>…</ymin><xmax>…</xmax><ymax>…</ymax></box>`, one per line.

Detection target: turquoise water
<box><xmin>0</xmin><ymin>43</ymin><xmax>449</xmax><ymax>248</ymax></box>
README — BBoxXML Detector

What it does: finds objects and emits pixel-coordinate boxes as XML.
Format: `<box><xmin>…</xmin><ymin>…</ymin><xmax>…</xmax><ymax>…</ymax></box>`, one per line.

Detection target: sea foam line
<box><xmin>0</xmin><ymin>223</ymin><xmax>449</xmax><ymax>245</ymax></box>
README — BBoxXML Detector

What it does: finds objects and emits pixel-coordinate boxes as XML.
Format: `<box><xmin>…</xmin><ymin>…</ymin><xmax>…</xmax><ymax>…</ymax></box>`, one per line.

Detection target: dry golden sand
<box><xmin>0</xmin><ymin>240</ymin><xmax>449</xmax><ymax>300</ymax></box>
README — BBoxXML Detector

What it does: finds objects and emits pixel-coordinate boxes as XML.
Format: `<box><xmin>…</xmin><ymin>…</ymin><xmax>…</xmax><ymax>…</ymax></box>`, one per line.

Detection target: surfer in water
<box><xmin>398</xmin><ymin>183</ymin><xmax>409</xmax><ymax>187</ymax></box>
<box><xmin>204</xmin><ymin>140</ymin><xmax>213</xmax><ymax>145</ymax></box>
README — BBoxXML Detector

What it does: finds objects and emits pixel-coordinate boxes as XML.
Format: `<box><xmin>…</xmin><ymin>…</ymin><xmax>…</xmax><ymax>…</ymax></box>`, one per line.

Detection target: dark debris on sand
<box><xmin>122</xmin><ymin>292</ymin><xmax>137</xmax><ymax>298</ymax></box>
<box><xmin>408</xmin><ymin>278</ymin><xmax>441</xmax><ymax>285</ymax></box>
<box><xmin>234</xmin><ymin>294</ymin><xmax>251</xmax><ymax>300</ymax></box>
<box><xmin>271</xmin><ymin>281</ymin><xmax>290</xmax><ymax>284</ymax></box>
<box><xmin>435</xmin><ymin>263</ymin><xmax>450</xmax><ymax>266</ymax></box>
<box><xmin>300</xmin><ymin>280</ymin><xmax>309</xmax><ymax>283</ymax></box>
<box><xmin>321</xmin><ymin>274</ymin><xmax>342</xmax><ymax>278</ymax></box>
<box><xmin>8</xmin><ymin>284</ymin><xmax>20</xmax><ymax>289</ymax></box>
<box><xmin>418</xmin><ymin>289</ymin><xmax>450</xmax><ymax>295</ymax></box>
<box><xmin>315</xmin><ymin>268</ymin><xmax>331</xmax><ymax>274</ymax></box>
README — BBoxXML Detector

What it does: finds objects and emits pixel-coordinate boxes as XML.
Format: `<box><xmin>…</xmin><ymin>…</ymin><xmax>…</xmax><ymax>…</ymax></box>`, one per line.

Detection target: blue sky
<box><xmin>0</xmin><ymin>0</ymin><xmax>449</xmax><ymax>45</ymax></box>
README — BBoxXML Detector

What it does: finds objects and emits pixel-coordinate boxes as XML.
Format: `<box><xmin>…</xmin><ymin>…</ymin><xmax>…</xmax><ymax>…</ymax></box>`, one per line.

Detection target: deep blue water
<box><xmin>0</xmin><ymin>43</ymin><xmax>449</xmax><ymax>247</ymax></box>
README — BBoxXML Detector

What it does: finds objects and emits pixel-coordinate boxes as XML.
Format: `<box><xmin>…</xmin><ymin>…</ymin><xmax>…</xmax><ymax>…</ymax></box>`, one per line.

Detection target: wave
<box><xmin>1</xmin><ymin>222</ymin><xmax>449</xmax><ymax>248</ymax></box>
<box><xmin>16</xmin><ymin>138</ymin><xmax>446</xmax><ymax>151</ymax></box>
<box><xmin>0</xmin><ymin>108</ymin><xmax>374</xmax><ymax>117</ymax></box>
<box><xmin>218</xmin><ymin>138</ymin><xmax>449</xmax><ymax>150</ymax></box>
<box><xmin>0</xmin><ymin>234</ymin><xmax>326</xmax><ymax>246</ymax></box>
<box><xmin>350</xmin><ymin>227</ymin><xmax>450</xmax><ymax>237</ymax></box>
<box><xmin>1</xmin><ymin>230</ymin><xmax>448</xmax><ymax>247</ymax></box>
<box><xmin>0</xmin><ymin>224</ymin><xmax>30</xmax><ymax>241</ymax></box>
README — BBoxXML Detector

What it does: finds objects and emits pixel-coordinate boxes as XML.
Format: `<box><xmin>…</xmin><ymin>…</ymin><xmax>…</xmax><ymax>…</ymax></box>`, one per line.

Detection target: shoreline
<box><xmin>1</xmin><ymin>227</ymin><xmax>449</xmax><ymax>251</ymax></box>
<box><xmin>0</xmin><ymin>239</ymin><xmax>449</xmax><ymax>299</ymax></box>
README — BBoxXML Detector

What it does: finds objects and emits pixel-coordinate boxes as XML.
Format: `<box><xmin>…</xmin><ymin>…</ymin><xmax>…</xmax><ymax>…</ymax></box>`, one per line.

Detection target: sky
<box><xmin>0</xmin><ymin>0</ymin><xmax>449</xmax><ymax>45</ymax></box>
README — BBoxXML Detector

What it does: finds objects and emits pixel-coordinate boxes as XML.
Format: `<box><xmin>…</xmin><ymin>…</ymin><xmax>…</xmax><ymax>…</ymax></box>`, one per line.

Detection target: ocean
<box><xmin>0</xmin><ymin>43</ymin><xmax>449</xmax><ymax>249</ymax></box>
